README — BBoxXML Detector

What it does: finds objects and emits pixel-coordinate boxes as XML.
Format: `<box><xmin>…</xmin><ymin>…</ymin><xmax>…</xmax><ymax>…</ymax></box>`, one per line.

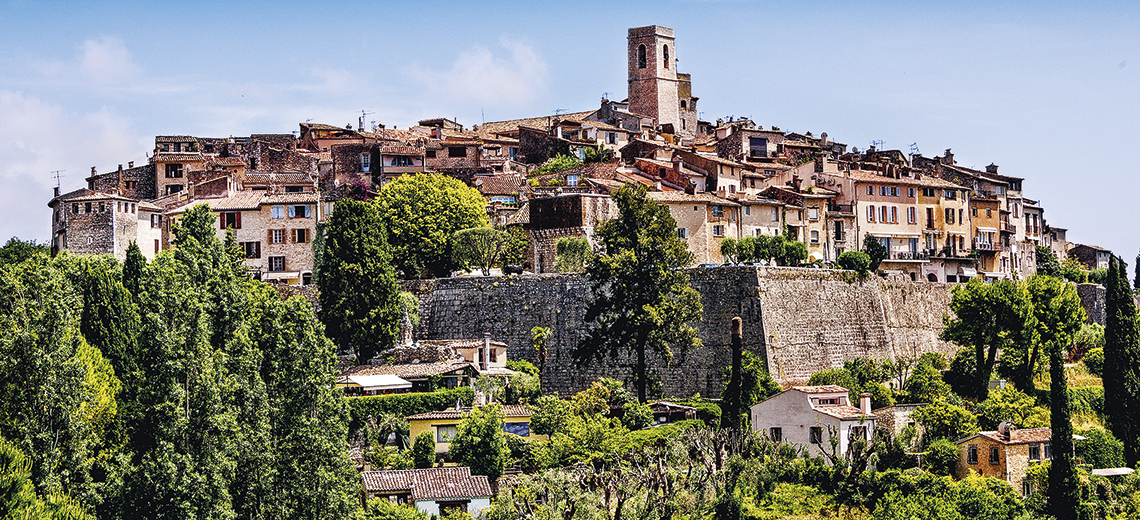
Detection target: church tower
<box><xmin>628</xmin><ymin>25</ymin><xmax>681</xmax><ymax>137</ymax></box>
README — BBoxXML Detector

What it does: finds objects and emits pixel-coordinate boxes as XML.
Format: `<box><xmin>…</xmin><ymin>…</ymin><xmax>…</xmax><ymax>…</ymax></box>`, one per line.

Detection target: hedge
<box><xmin>347</xmin><ymin>387</ymin><xmax>474</xmax><ymax>433</ymax></box>
<box><xmin>1067</xmin><ymin>386</ymin><xmax>1104</xmax><ymax>415</ymax></box>
<box><xmin>670</xmin><ymin>399</ymin><xmax>722</xmax><ymax>427</ymax></box>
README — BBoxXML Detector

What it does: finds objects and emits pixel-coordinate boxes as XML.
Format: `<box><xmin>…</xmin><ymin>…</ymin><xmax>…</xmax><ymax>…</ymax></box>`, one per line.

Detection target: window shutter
<box><xmin>220</xmin><ymin>213</ymin><xmax>226</xmax><ymax>229</ymax></box>
<box><xmin>236</xmin><ymin>212</ymin><xmax>242</xmax><ymax>229</ymax></box>
<box><xmin>291</xmin><ymin>229</ymin><xmax>297</xmax><ymax>243</ymax></box>
<box><xmin>288</xmin><ymin>206</ymin><xmax>295</xmax><ymax>218</ymax></box>
<box><xmin>254</xmin><ymin>241</ymin><xmax>261</xmax><ymax>258</ymax></box>
<box><xmin>305</xmin><ymin>205</ymin><xmax>311</xmax><ymax>218</ymax></box>
<box><xmin>268</xmin><ymin>229</ymin><xmax>273</xmax><ymax>244</ymax></box>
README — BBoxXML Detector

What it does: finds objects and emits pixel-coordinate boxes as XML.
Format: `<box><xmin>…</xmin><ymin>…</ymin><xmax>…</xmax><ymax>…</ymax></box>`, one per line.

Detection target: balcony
<box><xmin>927</xmin><ymin>247</ymin><xmax>974</xmax><ymax>259</ymax></box>
<box><xmin>828</xmin><ymin>203</ymin><xmax>854</xmax><ymax>215</ymax></box>
<box><xmin>972</xmin><ymin>239</ymin><xmax>1007</xmax><ymax>252</ymax></box>
<box><xmin>972</xmin><ymin>190</ymin><xmax>999</xmax><ymax>200</ymax></box>
<box><xmin>1002</xmin><ymin>223</ymin><xmax>1016</xmax><ymax>233</ymax></box>
<box><xmin>891</xmin><ymin>251</ymin><xmax>929</xmax><ymax>261</ymax></box>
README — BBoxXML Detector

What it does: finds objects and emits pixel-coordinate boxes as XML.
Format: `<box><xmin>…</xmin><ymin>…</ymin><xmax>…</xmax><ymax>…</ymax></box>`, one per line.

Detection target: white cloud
<box><xmin>0</xmin><ymin>90</ymin><xmax>145</xmax><ymax>241</ymax></box>
<box><xmin>410</xmin><ymin>37</ymin><xmax>549</xmax><ymax>106</ymax></box>
<box><xmin>80</xmin><ymin>36</ymin><xmax>140</xmax><ymax>83</ymax></box>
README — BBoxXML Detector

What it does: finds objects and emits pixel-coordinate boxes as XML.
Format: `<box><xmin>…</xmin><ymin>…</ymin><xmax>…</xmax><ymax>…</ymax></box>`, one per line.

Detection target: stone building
<box><xmin>525</xmin><ymin>193</ymin><xmax>616</xmax><ymax>273</ymax></box>
<box><xmin>627</xmin><ymin>25</ymin><xmax>698</xmax><ymax>140</ymax></box>
<box><xmin>48</xmin><ymin>187</ymin><xmax>163</xmax><ymax>261</ymax></box>
<box><xmin>647</xmin><ymin>191</ymin><xmax>740</xmax><ymax>265</ymax></box>
<box><xmin>955</xmin><ymin>426</ymin><xmax>1053</xmax><ymax>496</ymax></box>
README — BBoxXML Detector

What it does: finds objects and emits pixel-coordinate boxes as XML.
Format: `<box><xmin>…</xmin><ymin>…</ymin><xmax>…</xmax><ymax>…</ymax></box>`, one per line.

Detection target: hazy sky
<box><xmin>2</xmin><ymin>1</ymin><xmax>1137</xmax><ymax>261</ymax></box>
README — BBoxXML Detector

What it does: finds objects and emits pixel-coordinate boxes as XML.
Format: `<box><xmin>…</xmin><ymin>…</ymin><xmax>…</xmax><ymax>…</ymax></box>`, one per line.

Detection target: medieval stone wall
<box><xmin>401</xmin><ymin>266</ymin><xmax>962</xmax><ymax>397</ymax></box>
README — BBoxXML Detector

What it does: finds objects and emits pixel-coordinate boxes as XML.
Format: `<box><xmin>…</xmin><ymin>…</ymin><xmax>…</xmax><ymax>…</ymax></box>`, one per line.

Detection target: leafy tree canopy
<box><xmin>376</xmin><ymin>172</ymin><xmax>488</xmax><ymax>278</ymax></box>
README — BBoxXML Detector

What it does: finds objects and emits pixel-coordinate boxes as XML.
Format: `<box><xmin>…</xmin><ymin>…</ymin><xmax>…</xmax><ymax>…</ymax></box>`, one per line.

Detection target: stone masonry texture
<box><xmin>400</xmin><ymin>266</ymin><xmax>961</xmax><ymax>398</ymax></box>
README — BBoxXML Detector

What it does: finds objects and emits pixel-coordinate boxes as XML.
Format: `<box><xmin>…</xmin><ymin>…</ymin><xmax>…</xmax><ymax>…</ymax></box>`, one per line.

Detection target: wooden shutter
<box><xmin>290</xmin><ymin>229</ymin><xmax>297</xmax><ymax>243</ymax></box>
<box><xmin>267</xmin><ymin>229</ymin><xmax>273</xmax><ymax>244</ymax></box>
<box><xmin>220</xmin><ymin>213</ymin><xmax>226</xmax><ymax>229</ymax></box>
<box><xmin>254</xmin><ymin>241</ymin><xmax>261</xmax><ymax>258</ymax></box>
<box><xmin>288</xmin><ymin>206</ymin><xmax>295</xmax><ymax>218</ymax></box>
<box><xmin>235</xmin><ymin>211</ymin><xmax>242</xmax><ymax>229</ymax></box>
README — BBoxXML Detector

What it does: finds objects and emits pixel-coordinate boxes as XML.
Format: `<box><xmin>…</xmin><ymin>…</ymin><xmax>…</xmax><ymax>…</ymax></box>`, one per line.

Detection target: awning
<box><xmin>976</xmin><ymin>227</ymin><xmax>998</xmax><ymax>233</ymax></box>
<box><xmin>340</xmin><ymin>374</ymin><xmax>412</xmax><ymax>392</ymax></box>
<box><xmin>264</xmin><ymin>271</ymin><xmax>300</xmax><ymax>280</ymax></box>
<box><xmin>958</xmin><ymin>267</ymin><xmax>978</xmax><ymax>277</ymax></box>
<box><xmin>1092</xmin><ymin>468</ymin><xmax>1135</xmax><ymax>477</ymax></box>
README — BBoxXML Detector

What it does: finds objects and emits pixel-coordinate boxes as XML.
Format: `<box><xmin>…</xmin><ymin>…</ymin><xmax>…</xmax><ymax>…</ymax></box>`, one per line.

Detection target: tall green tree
<box><xmin>0</xmin><ymin>237</ymin><xmax>48</xmax><ymax>265</ymax></box>
<box><xmin>1104</xmin><ymin>256</ymin><xmax>1140</xmax><ymax>465</ymax></box>
<box><xmin>121</xmin><ymin>241</ymin><xmax>146</xmax><ymax>298</ymax></box>
<box><xmin>449</xmin><ymin>405</ymin><xmax>508</xmax><ymax>484</ymax></box>
<box><xmin>574</xmin><ymin>184</ymin><xmax>703</xmax><ymax>401</ymax></box>
<box><xmin>318</xmin><ymin>199</ymin><xmax>401</xmax><ymax>363</ymax></box>
<box><xmin>862</xmin><ymin>235</ymin><xmax>888</xmax><ymax>273</ymax></box>
<box><xmin>376</xmin><ymin>172</ymin><xmax>488</xmax><ymax>278</ymax></box>
<box><xmin>452</xmin><ymin>227</ymin><xmax>510</xmax><ymax>276</ymax></box>
<box><xmin>1035</xmin><ymin>246</ymin><xmax>1062</xmax><ymax>278</ymax></box>
<box><xmin>554</xmin><ymin>237</ymin><xmax>589</xmax><ymax>273</ymax></box>
<box><xmin>940</xmin><ymin>278</ymin><xmax>1037</xmax><ymax>400</ymax></box>
<box><xmin>0</xmin><ymin>437</ymin><xmax>94</xmax><ymax>520</ymax></box>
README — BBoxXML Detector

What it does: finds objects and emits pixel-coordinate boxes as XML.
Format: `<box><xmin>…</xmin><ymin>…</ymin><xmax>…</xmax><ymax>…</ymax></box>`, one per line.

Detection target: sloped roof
<box><xmin>964</xmin><ymin>427</ymin><xmax>1053</xmax><ymax>445</ymax></box>
<box><xmin>243</xmin><ymin>172</ymin><xmax>314</xmax><ymax>185</ymax></box>
<box><xmin>153</xmin><ymin>152</ymin><xmax>206</xmax><ymax>163</ymax></box>
<box><xmin>815</xmin><ymin>405</ymin><xmax>868</xmax><ymax>420</ymax></box>
<box><xmin>646</xmin><ymin>191</ymin><xmax>739</xmax><ymax>206</ymax></box>
<box><xmin>362</xmin><ymin>467</ymin><xmax>492</xmax><ymax>501</ymax></box>
<box><xmin>406</xmin><ymin>405</ymin><xmax>534</xmax><ymax>421</ymax></box>
<box><xmin>792</xmin><ymin>385</ymin><xmax>849</xmax><ymax>394</ymax></box>
<box><xmin>475</xmin><ymin>110</ymin><xmax>595</xmax><ymax>137</ymax></box>
<box><xmin>262</xmin><ymin>193</ymin><xmax>320</xmax><ymax>204</ymax></box>
<box><xmin>840</xmin><ymin>170</ymin><xmax>965</xmax><ymax>189</ymax></box>
<box><xmin>475</xmin><ymin>173</ymin><xmax>524</xmax><ymax>195</ymax></box>
<box><xmin>342</xmin><ymin>360</ymin><xmax>473</xmax><ymax>380</ymax></box>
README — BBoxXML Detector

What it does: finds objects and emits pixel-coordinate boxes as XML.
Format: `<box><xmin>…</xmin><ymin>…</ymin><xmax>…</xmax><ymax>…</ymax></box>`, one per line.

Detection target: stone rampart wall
<box><xmin>401</xmin><ymin>266</ymin><xmax>960</xmax><ymax>397</ymax></box>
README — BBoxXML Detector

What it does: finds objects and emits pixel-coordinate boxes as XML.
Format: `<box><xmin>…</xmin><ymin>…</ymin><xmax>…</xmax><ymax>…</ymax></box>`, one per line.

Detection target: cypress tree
<box><xmin>720</xmin><ymin>317</ymin><xmax>744</xmax><ymax>430</ymax></box>
<box><xmin>1104</xmin><ymin>256</ymin><xmax>1140</xmax><ymax>465</ymax></box>
<box><xmin>122</xmin><ymin>241</ymin><xmax>146</xmax><ymax>298</ymax></box>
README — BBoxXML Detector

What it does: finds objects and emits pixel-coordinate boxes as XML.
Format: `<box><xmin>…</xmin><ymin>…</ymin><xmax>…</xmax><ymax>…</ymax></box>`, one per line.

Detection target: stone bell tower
<box><xmin>628</xmin><ymin>25</ymin><xmax>681</xmax><ymax>136</ymax></box>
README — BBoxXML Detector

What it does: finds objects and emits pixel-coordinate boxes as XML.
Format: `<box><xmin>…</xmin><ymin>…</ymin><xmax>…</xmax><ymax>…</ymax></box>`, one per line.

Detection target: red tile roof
<box><xmin>406</xmin><ymin>405</ymin><xmax>534</xmax><ymax>421</ymax></box>
<box><xmin>475</xmin><ymin>174</ymin><xmax>524</xmax><ymax>195</ymax></box>
<box><xmin>153</xmin><ymin>153</ymin><xmax>206</xmax><ymax>163</ymax></box>
<box><xmin>792</xmin><ymin>385</ymin><xmax>849</xmax><ymax>394</ymax></box>
<box><xmin>814</xmin><ymin>405</ymin><xmax>869</xmax><ymax>420</ymax></box>
<box><xmin>342</xmin><ymin>360</ymin><xmax>473</xmax><ymax>380</ymax></box>
<box><xmin>362</xmin><ymin>467</ymin><xmax>492</xmax><ymax>501</ymax></box>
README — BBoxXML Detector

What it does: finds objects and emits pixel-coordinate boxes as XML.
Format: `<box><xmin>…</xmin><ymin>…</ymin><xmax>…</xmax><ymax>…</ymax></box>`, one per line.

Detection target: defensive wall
<box><xmin>400</xmin><ymin>266</ymin><xmax>962</xmax><ymax>397</ymax></box>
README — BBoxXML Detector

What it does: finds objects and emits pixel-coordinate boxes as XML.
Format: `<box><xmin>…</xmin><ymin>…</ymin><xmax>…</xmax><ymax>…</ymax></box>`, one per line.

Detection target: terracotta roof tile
<box><xmin>814</xmin><ymin>405</ymin><xmax>869</xmax><ymax>420</ymax></box>
<box><xmin>646</xmin><ymin>191</ymin><xmax>739</xmax><ymax>206</ymax></box>
<box><xmin>342</xmin><ymin>360</ymin><xmax>473</xmax><ymax>380</ymax></box>
<box><xmin>838</xmin><ymin>170</ymin><xmax>965</xmax><ymax>189</ymax></box>
<box><xmin>793</xmin><ymin>385</ymin><xmax>849</xmax><ymax>394</ymax></box>
<box><xmin>243</xmin><ymin>172</ymin><xmax>314</xmax><ymax>185</ymax></box>
<box><xmin>153</xmin><ymin>153</ymin><xmax>206</xmax><ymax>163</ymax></box>
<box><xmin>261</xmin><ymin>193</ymin><xmax>320</xmax><ymax>204</ymax></box>
<box><xmin>475</xmin><ymin>111</ymin><xmax>595</xmax><ymax>137</ymax></box>
<box><xmin>475</xmin><ymin>174</ymin><xmax>524</xmax><ymax>195</ymax></box>
<box><xmin>406</xmin><ymin>405</ymin><xmax>533</xmax><ymax>421</ymax></box>
<box><xmin>362</xmin><ymin>467</ymin><xmax>492</xmax><ymax>501</ymax></box>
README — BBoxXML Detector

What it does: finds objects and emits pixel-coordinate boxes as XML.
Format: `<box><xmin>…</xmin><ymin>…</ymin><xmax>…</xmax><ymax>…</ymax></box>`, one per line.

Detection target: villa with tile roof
<box><xmin>361</xmin><ymin>467</ymin><xmax>493</xmax><ymax>517</ymax></box>
<box><xmin>749</xmin><ymin>385</ymin><xmax>875</xmax><ymax>458</ymax></box>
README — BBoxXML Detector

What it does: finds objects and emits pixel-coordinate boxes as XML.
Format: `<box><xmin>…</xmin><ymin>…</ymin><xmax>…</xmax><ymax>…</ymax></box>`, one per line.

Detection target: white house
<box><xmin>362</xmin><ymin>467</ymin><xmax>492</xmax><ymax>517</ymax></box>
<box><xmin>749</xmin><ymin>385</ymin><xmax>875</xmax><ymax>458</ymax></box>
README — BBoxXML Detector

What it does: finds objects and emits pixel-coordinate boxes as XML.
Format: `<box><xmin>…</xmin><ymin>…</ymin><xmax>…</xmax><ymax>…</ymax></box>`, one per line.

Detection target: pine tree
<box><xmin>317</xmin><ymin>199</ymin><xmax>401</xmax><ymax>363</ymax></box>
<box><xmin>1104</xmin><ymin>256</ymin><xmax>1140</xmax><ymax>464</ymax></box>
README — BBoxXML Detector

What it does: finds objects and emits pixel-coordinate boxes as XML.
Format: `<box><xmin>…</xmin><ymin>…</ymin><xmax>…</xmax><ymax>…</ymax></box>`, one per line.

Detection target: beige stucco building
<box><xmin>955</xmin><ymin>427</ymin><xmax>1053</xmax><ymax>496</ymax></box>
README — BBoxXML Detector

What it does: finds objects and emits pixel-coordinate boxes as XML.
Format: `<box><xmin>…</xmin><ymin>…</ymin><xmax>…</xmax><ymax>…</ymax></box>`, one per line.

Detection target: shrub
<box><xmin>412</xmin><ymin>430</ymin><xmax>435</xmax><ymax>469</ymax></box>
<box><xmin>1067</xmin><ymin>386</ymin><xmax>1104</xmax><ymax>415</ymax></box>
<box><xmin>925</xmin><ymin>438</ymin><xmax>959</xmax><ymax>475</ymax></box>
<box><xmin>505</xmin><ymin>359</ymin><xmax>538</xmax><ymax>376</ymax></box>
<box><xmin>913</xmin><ymin>400</ymin><xmax>979</xmax><ymax>443</ymax></box>
<box><xmin>672</xmin><ymin>399</ymin><xmax>721</xmax><ymax>426</ymax></box>
<box><xmin>1076</xmin><ymin>428</ymin><xmax>1125</xmax><ymax>469</ymax></box>
<box><xmin>1083</xmin><ymin>347</ymin><xmax>1104</xmax><ymax>376</ymax></box>
<box><xmin>837</xmin><ymin>250</ymin><xmax>872</xmax><ymax>276</ymax></box>
<box><xmin>347</xmin><ymin>387</ymin><xmax>474</xmax><ymax>434</ymax></box>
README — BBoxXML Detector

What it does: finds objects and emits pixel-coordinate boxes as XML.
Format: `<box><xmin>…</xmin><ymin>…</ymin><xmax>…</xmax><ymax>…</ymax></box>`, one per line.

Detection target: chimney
<box><xmin>555</xmin><ymin>127</ymin><xmax>563</xmax><ymax>139</ymax></box>
<box><xmin>672</xmin><ymin>155</ymin><xmax>682</xmax><ymax>177</ymax></box>
<box><xmin>128</xmin><ymin>161</ymin><xmax>134</xmax><ymax>168</ymax></box>
<box><xmin>90</xmin><ymin>166</ymin><xmax>97</xmax><ymax>176</ymax></box>
<box><xmin>53</xmin><ymin>186</ymin><xmax>60</xmax><ymax>197</ymax></box>
<box><xmin>118</xmin><ymin>164</ymin><xmax>123</xmax><ymax>172</ymax></box>
<box><xmin>986</xmin><ymin>163</ymin><xmax>999</xmax><ymax>174</ymax></box>
<box><xmin>481</xmin><ymin>332</ymin><xmax>491</xmax><ymax>371</ymax></box>
<box><xmin>187</xmin><ymin>181</ymin><xmax>195</xmax><ymax>199</ymax></box>
<box><xmin>859</xmin><ymin>392</ymin><xmax>871</xmax><ymax>415</ymax></box>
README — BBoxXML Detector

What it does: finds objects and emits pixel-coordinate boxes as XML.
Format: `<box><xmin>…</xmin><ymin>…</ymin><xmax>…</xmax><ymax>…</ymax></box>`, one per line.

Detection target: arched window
<box><xmin>637</xmin><ymin>44</ymin><xmax>646</xmax><ymax>69</ymax></box>
<box><xmin>663</xmin><ymin>45</ymin><xmax>670</xmax><ymax>68</ymax></box>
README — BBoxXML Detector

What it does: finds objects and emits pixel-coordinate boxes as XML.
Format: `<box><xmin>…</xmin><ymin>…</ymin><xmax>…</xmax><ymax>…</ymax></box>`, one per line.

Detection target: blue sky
<box><xmin>2</xmin><ymin>1</ymin><xmax>1137</xmax><ymax>262</ymax></box>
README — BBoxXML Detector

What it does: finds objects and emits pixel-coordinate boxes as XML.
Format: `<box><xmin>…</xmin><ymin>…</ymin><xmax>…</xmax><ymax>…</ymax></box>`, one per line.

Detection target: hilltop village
<box><xmin>16</xmin><ymin>24</ymin><xmax>1137</xmax><ymax>520</ymax></box>
<box><xmin>48</xmin><ymin>25</ymin><xmax>1107</xmax><ymax>284</ymax></box>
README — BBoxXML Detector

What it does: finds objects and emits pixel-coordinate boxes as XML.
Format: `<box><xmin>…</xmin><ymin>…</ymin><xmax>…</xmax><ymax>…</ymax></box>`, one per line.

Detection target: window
<box><xmin>850</xmin><ymin>426</ymin><xmax>866</xmax><ymax>442</ymax></box>
<box><xmin>809</xmin><ymin>427</ymin><xmax>823</xmax><ymax>444</ymax></box>
<box><xmin>958</xmin><ymin>208</ymin><xmax>964</xmax><ymax>225</ymax></box>
<box><xmin>972</xmin><ymin>207</ymin><xmax>978</xmax><ymax>217</ymax></box>
<box><xmin>990</xmin><ymin>446</ymin><xmax>1000</xmax><ymax>464</ymax></box>
<box><xmin>808</xmin><ymin>207</ymin><xmax>819</xmax><ymax>221</ymax></box>
<box><xmin>436</xmin><ymin>425</ymin><xmax>458</xmax><ymax>442</ymax></box>
<box><xmin>165</xmin><ymin>184</ymin><xmax>183</xmax><ymax>195</ymax></box>
<box><xmin>154</xmin><ymin>239</ymin><xmax>159</xmax><ymax>254</ymax></box>
<box><xmin>98</xmin><ymin>202</ymin><xmax>104</xmax><ymax>212</ymax></box>
<box><xmin>361</xmin><ymin>154</ymin><xmax>371</xmax><ymax>172</ymax></box>
<box><xmin>712</xmin><ymin>225</ymin><xmax>724</xmax><ymax>237</ymax></box>
<box><xmin>890</xmin><ymin>206</ymin><xmax>897</xmax><ymax>223</ymax></box>
<box><xmin>744</xmin><ymin>206</ymin><xmax>750</xmax><ymax>216</ymax></box>
<box><xmin>302</xmin><ymin>272</ymin><xmax>312</xmax><ymax>285</ymax></box>
<box><xmin>87</xmin><ymin>237</ymin><xmax>93</xmax><ymax>245</ymax></box>
<box><xmin>945</xmin><ymin>189</ymin><xmax>956</xmax><ymax>199</ymax></box>
<box><xmin>607</xmin><ymin>132</ymin><xmax>617</xmax><ymax>144</ymax></box>
<box><xmin>880</xmin><ymin>186</ymin><xmax>887</xmax><ymax>196</ymax></box>
<box><xmin>996</xmin><ymin>186</ymin><xmax>1004</xmax><ymax>195</ymax></box>
<box><xmin>448</xmin><ymin>146</ymin><xmax>466</xmax><ymax>158</ymax></box>
<box><xmin>285</xmin><ymin>186</ymin><xmax>303</xmax><ymax>193</ymax></box>
<box><xmin>292</xmin><ymin>228</ymin><xmax>309</xmax><ymax>243</ymax></box>
<box><xmin>270</xmin><ymin>229</ymin><xmax>285</xmax><ymax>244</ymax></box>
<box><xmin>945</xmin><ymin>208</ymin><xmax>955</xmax><ymax>224</ymax></box>
<box><xmin>772</xmin><ymin>208</ymin><xmax>780</xmax><ymax>221</ymax></box>
<box><xmin>272</xmin><ymin>206</ymin><xmax>284</xmax><ymax>219</ymax></box>
<box><xmin>637</xmin><ymin>44</ymin><xmax>647</xmax><ymax>68</ymax></box>
<box><xmin>1029</xmin><ymin>446</ymin><xmax>1041</xmax><ymax>460</ymax></box>
<box><xmin>908</xmin><ymin>188</ymin><xmax>915</xmax><ymax>198</ymax></box>
<box><xmin>239</xmin><ymin>241</ymin><xmax>261</xmax><ymax>259</ymax></box>
<box><xmin>566</xmin><ymin>174</ymin><xmax>579</xmax><ymax>186</ymax></box>
<box><xmin>425</xmin><ymin>150</ymin><xmax>436</xmax><ymax>158</ymax></box>
<box><xmin>1023</xmin><ymin>481</ymin><xmax>1032</xmax><ymax>496</ymax></box>
<box><xmin>810</xmin><ymin>230</ymin><xmax>819</xmax><ymax>244</ymax></box>
<box><xmin>907</xmin><ymin>207</ymin><xmax>916</xmax><ymax>224</ymax></box>
<box><xmin>712</xmin><ymin>206</ymin><xmax>724</xmax><ymax>217</ymax></box>
<box><xmin>834</xmin><ymin>221</ymin><xmax>844</xmax><ymax>241</ymax></box>
<box><xmin>268</xmin><ymin>256</ymin><xmax>285</xmax><ymax>272</ymax></box>
<box><xmin>867</xmin><ymin>205</ymin><xmax>875</xmax><ymax>222</ymax></box>
<box><xmin>85</xmin><ymin>202</ymin><xmax>92</xmax><ymax>213</ymax></box>
<box><xmin>1044</xmin><ymin>444</ymin><xmax>1052</xmax><ymax>460</ymax></box>
<box><xmin>663</xmin><ymin>44</ymin><xmax>669</xmax><ymax>68</ymax></box>
<box><xmin>126</xmin><ymin>181</ymin><xmax>137</xmax><ymax>190</ymax></box>
<box><xmin>173</xmin><ymin>143</ymin><xmax>181</xmax><ymax>152</ymax></box>
<box><xmin>880</xmin><ymin>206</ymin><xmax>888</xmax><ymax>223</ymax></box>
<box><xmin>288</xmin><ymin>205</ymin><xmax>311</xmax><ymax>218</ymax></box>
<box><xmin>165</xmin><ymin>163</ymin><xmax>183</xmax><ymax>178</ymax></box>
<box><xmin>391</xmin><ymin>156</ymin><xmax>413</xmax><ymax>167</ymax></box>
<box><xmin>867</xmin><ymin>185</ymin><xmax>874</xmax><ymax>195</ymax></box>
<box><xmin>923</xmin><ymin>187</ymin><xmax>935</xmax><ymax>197</ymax></box>
<box><xmin>968</xmin><ymin>445</ymin><xmax>978</xmax><ymax>464</ymax></box>
<box><xmin>677</xmin><ymin>228</ymin><xmax>689</xmax><ymax>239</ymax></box>
<box><xmin>221</xmin><ymin>212</ymin><xmax>241</xmax><ymax>229</ymax></box>
<box><xmin>769</xmin><ymin>427</ymin><xmax>782</xmax><ymax>442</ymax></box>
<box><xmin>72</xmin><ymin>203</ymin><xmax>78</xmax><ymax>214</ymax></box>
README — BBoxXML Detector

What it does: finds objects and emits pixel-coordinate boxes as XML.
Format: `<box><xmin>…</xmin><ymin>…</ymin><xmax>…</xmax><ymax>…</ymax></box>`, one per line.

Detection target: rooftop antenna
<box><xmin>305</xmin><ymin>118</ymin><xmax>313</xmax><ymax>123</ymax></box>
<box><xmin>51</xmin><ymin>170</ymin><xmax>66</xmax><ymax>189</ymax></box>
<box><xmin>869</xmin><ymin>139</ymin><xmax>885</xmax><ymax>151</ymax></box>
<box><xmin>552</xmin><ymin>108</ymin><xmax>568</xmax><ymax>115</ymax></box>
<box><xmin>358</xmin><ymin>110</ymin><xmax>374</xmax><ymax>132</ymax></box>
<box><xmin>909</xmin><ymin>142</ymin><xmax>921</xmax><ymax>156</ymax></box>
<box><xmin>602</xmin><ymin>91</ymin><xmax>610</xmax><ymax>101</ymax></box>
